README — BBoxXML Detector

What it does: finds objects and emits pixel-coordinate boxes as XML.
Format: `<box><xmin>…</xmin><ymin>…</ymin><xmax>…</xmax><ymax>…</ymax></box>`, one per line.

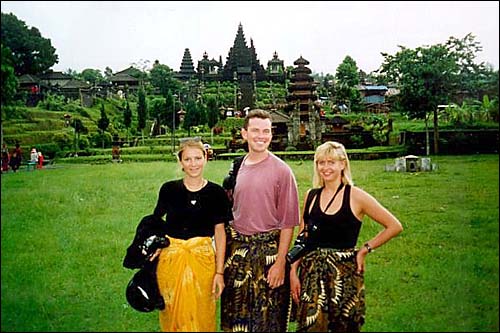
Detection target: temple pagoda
<box><xmin>176</xmin><ymin>48</ymin><xmax>197</xmax><ymax>80</ymax></box>
<box><xmin>286</xmin><ymin>56</ymin><xmax>321</xmax><ymax>148</ymax></box>
<box><xmin>222</xmin><ymin>23</ymin><xmax>266</xmax><ymax>82</ymax></box>
<box><xmin>220</xmin><ymin>23</ymin><xmax>267</xmax><ymax>110</ymax></box>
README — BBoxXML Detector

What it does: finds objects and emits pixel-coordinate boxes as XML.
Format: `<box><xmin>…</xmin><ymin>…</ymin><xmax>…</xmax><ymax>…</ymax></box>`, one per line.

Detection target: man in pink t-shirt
<box><xmin>221</xmin><ymin>109</ymin><xmax>300</xmax><ymax>332</ymax></box>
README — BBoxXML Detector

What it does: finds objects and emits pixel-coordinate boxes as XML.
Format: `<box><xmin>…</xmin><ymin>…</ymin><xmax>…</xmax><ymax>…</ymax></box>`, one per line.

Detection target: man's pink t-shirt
<box><xmin>232</xmin><ymin>152</ymin><xmax>300</xmax><ymax>235</ymax></box>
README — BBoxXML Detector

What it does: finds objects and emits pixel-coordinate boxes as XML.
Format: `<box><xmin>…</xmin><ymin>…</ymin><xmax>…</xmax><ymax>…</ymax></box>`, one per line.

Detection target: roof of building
<box><xmin>358</xmin><ymin>85</ymin><xmax>388</xmax><ymax>91</ymax></box>
<box><xmin>18</xmin><ymin>74</ymin><xmax>39</xmax><ymax>84</ymax></box>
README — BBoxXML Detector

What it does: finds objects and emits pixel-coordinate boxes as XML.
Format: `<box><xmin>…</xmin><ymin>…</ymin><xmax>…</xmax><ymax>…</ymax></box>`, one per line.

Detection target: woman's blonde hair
<box><xmin>176</xmin><ymin>138</ymin><xmax>206</xmax><ymax>161</ymax></box>
<box><xmin>313</xmin><ymin>141</ymin><xmax>353</xmax><ymax>188</ymax></box>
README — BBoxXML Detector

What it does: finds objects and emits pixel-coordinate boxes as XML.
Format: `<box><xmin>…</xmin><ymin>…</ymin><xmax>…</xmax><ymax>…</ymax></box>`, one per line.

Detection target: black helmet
<box><xmin>126</xmin><ymin>266</ymin><xmax>165</xmax><ymax>312</ymax></box>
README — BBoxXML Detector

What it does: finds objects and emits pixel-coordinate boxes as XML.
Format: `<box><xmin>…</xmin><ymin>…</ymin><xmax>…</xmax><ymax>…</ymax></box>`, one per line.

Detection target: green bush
<box><xmin>34</xmin><ymin>143</ymin><xmax>61</xmax><ymax>159</ymax></box>
<box><xmin>52</xmin><ymin>132</ymin><xmax>73</xmax><ymax>151</ymax></box>
<box><xmin>39</xmin><ymin>93</ymin><xmax>66</xmax><ymax>111</ymax></box>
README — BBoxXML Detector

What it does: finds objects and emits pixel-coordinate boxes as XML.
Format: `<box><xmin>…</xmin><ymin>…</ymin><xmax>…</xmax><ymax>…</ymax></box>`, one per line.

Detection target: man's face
<box><xmin>241</xmin><ymin>117</ymin><xmax>272</xmax><ymax>153</ymax></box>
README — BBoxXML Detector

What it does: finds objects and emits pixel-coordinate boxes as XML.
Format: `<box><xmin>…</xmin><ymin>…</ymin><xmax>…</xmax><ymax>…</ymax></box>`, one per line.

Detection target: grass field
<box><xmin>1</xmin><ymin>154</ymin><xmax>498</xmax><ymax>332</ymax></box>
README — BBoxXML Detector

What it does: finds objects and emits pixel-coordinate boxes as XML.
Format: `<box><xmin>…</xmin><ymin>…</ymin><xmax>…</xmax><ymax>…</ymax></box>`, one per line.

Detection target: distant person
<box><xmin>203</xmin><ymin>142</ymin><xmax>214</xmax><ymax>160</ymax></box>
<box><xmin>1</xmin><ymin>144</ymin><xmax>9</xmax><ymax>172</ymax></box>
<box><xmin>37</xmin><ymin>151</ymin><xmax>44</xmax><ymax>169</ymax></box>
<box><xmin>9</xmin><ymin>144</ymin><xmax>22</xmax><ymax>172</ymax></box>
<box><xmin>30</xmin><ymin>148</ymin><xmax>38</xmax><ymax>163</ymax></box>
<box><xmin>289</xmin><ymin>141</ymin><xmax>403</xmax><ymax>332</ymax></box>
<box><xmin>149</xmin><ymin>138</ymin><xmax>231</xmax><ymax>331</ymax></box>
<box><xmin>29</xmin><ymin>147</ymin><xmax>38</xmax><ymax>171</ymax></box>
<box><xmin>112</xmin><ymin>145</ymin><xmax>122</xmax><ymax>162</ymax></box>
<box><xmin>221</xmin><ymin>109</ymin><xmax>300</xmax><ymax>332</ymax></box>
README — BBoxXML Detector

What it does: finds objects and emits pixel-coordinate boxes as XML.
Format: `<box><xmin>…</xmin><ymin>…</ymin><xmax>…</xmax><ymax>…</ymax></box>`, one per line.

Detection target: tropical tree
<box><xmin>81</xmin><ymin>68</ymin><xmax>104</xmax><ymax>85</ymax></box>
<box><xmin>149</xmin><ymin>97</ymin><xmax>167</xmax><ymax>136</ymax></box>
<box><xmin>104</xmin><ymin>67</ymin><xmax>113</xmax><ymax>80</ymax></box>
<box><xmin>182</xmin><ymin>98</ymin><xmax>199</xmax><ymax>136</ymax></box>
<box><xmin>1</xmin><ymin>12</ymin><xmax>58</xmax><ymax>75</ymax></box>
<box><xmin>123</xmin><ymin>100</ymin><xmax>132</xmax><ymax>143</ymax></box>
<box><xmin>379</xmin><ymin>33</ymin><xmax>487</xmax><ymax>154</ymax></box>
<box><xmin>137</xmin><ymin>87</ymin><xmax>148</xmax><ymax>143</ymax></box>
<box><xmin>1</xmin><ymin>44</ymin><xmax>18</xmax><ymax>106</ymax></box>
<box><xmin>334</xmin><ymin>56</ymin><xmax>363</xmax><ymax>112</ymax></box>
<box><xmin>97</xmin><ymin>102</ymin><xmax>110</xmax><ymax>148</ymax></box>
<box><xmin>70</xmin><ymin>118</ymin><xmax>87</xmax><ymax>152</ymax></box>
<box><xmin>149</xmin><ymin>61</ymin><xmax>180</xmax><ymax>97</ymax></box>
<box><xmin>206</xmin><ymin>96</ymin><xmax>219</xmax><ymax>144</ymax></box>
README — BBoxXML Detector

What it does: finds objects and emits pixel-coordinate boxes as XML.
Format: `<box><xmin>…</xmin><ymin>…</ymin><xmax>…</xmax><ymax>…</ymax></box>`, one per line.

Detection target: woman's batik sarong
<box><xmin>156</xmin><ymin>236</ymin><xmax>216</xmax><ymax>332</ymax></box>
<box><xmin>295</xmin><ymin>248</ymin><xmax>365</xmax><ymax>332</ymax></box>
<box><xmin>221</xmin><ymin>224</ymin><xmax>291</xmax><ymax>332</ymax></box>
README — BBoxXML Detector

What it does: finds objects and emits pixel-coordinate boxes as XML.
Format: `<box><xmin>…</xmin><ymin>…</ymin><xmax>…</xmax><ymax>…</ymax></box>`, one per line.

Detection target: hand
<box><xmin>212</xmin><ymin>273</ymin><xmax>225</xmax><ymax>299</ymax></box>
<box><xmin>267</xmin><ymin>260</ymin><xmax>286</xmax><ymax>289</ymax></box>
<box><xmin>290</xmin><ymin>272</ymin><xmax>301</xmax><ymax>304</ymax></box>
<box><xmin>356</xmin><ymin>250</ymin><xmax>367</xmax><ymax>274</ymax></box>
<box><xmin>148</xmin><ymin>248</ymin><xmax>162</xmax><ymax>262</ymax></box>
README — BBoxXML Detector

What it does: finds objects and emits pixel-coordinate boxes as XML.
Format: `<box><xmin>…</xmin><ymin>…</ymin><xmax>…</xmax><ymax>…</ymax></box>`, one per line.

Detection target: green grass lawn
<box><xmin>1</xmin><ymin>154</ymin><xmax>498</xmax><ymax>332</ymax></box>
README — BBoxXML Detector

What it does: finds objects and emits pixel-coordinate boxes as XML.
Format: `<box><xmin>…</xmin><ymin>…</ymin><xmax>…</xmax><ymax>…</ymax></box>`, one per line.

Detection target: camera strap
<box><xmin>323</xmin><ymin>183</ymin><xmax>345</xmax><ymax>213</ymax></box>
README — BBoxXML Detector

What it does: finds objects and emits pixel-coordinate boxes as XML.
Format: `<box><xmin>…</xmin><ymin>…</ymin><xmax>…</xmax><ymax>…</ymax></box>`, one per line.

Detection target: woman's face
<box><xmin>179</xmin><ymin>146</ymin><xmax>206</xmax><ymax>178</ymax></box>
<box><xmin>316</xmin><ymin>157</ymin><xmax>345</xmax><ymax>182</ymax></box>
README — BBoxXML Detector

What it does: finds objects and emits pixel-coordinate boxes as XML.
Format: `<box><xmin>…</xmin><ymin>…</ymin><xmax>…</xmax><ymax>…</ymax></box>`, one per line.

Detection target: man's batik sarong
<box><xmin>221</xmin><ymin>224</ymin><xmax>291</xmax><ymax>332</ymax></box>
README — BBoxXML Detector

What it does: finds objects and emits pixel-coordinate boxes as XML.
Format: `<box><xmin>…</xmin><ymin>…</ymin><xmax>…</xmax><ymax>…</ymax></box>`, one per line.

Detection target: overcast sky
<box><xmin>2</xmin><ymin>1</ymin><xmax>499</xmax><ymax>75</ymax></box>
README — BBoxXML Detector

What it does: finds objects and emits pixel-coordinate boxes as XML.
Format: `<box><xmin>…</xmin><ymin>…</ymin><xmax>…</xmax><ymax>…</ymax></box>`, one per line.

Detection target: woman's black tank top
<box><xmin>307</xmin><ymin>185</ymin><xmax>362</xmax><ymax>249</ymax></box>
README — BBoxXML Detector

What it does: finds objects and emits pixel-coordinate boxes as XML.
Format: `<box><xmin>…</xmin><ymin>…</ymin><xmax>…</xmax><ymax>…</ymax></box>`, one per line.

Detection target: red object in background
<box><xmin>31</xmin><ymin>85</ymin><xmax>40</xmax><ymax>94</ymax></box>
<box><xmin>37</xmin><ymin>152</ymin><xmax>44</xmax><ymax>169</ymax></box>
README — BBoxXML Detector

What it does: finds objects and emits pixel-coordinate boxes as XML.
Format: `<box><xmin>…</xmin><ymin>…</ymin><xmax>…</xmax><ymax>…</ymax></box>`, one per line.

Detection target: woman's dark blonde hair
<box><xmin>176</xmin><ymin>138</ymin><xmax>206</xmax><ymax>161</ymax></box>
<box><xmin>313</xmin><ymin>141</ymin><xmax>353</xmax><ymax>188</ymax></box>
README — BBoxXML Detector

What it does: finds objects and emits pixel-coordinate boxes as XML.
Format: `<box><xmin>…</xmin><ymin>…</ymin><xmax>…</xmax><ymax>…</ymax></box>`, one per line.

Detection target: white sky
<box><xmin>2</xmin><ymin>1</ymin><xmax>499</xmax><ymax>75</ymax></box>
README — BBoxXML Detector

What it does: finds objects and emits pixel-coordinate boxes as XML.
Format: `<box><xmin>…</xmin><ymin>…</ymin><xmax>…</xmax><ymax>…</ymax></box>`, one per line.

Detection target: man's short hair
<box><xmin>243</xmin><ymin>109</ymin><xmax>272</xmax><ymax>129</ymax></box>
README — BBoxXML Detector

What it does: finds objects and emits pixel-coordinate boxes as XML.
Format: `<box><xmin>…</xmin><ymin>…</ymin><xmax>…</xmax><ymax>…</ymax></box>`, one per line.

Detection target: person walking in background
<box><xmin>221</xmin><ymin>109</ymin><xmax>300</xmax><ymax>332</ymax></box>
<box><xmin>289</xmin><ymin>141</ymin><xmax>403</xmax><ymax>332</ymax></box>
<box><xmin>149</xmin><ymin>138</ymin><xmax>231</xmax><ymax>332</ymax></box>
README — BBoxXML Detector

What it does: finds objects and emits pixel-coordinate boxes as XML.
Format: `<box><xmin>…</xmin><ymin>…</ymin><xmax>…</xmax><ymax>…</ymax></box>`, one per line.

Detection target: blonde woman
<box><xmin>290</xmin><ymin>141</ymin><xmax>403</xmax><ymax>332</ymax></box>
<box><xmin>151</xmin><ymin>138</ymin><xmax>230</xmax><ymax>331</ymax></box>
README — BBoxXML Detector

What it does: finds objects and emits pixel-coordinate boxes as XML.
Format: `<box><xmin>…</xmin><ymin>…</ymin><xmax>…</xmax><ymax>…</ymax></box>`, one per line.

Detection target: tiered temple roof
<box><xmin>176</xmin><ymin>48</ymin><xmax>197</xmax><ymax>80</ymax></box>
<box><xmin>222</xmin><ymin>23</ymin><xmax>266</xmax><ymax>82</ymax></box>
<box><xmin>286</xmin><ymin>56</ymin><xmax>318</xmax><ymax>111</ymax></box>
<box><xmin>286</xmin><ymin>56</ymin><xmax>321</xmax><ymax>147</ymax></box>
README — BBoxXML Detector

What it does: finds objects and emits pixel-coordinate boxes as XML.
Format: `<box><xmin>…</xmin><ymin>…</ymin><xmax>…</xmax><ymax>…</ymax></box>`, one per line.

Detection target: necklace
<box><xmin>183</xmin><ymin>179</ymin><xmax>206</xmax><ymax>206</ymax></box>
<box><xmin>323</xmin><ymin>183</ymin><xmax>344</xmax><ymax>212</ymax></box>
<box><xmin>183</xmin><ymin>178</ymin><xmax>207</xmax><ymax>192</ymax></box>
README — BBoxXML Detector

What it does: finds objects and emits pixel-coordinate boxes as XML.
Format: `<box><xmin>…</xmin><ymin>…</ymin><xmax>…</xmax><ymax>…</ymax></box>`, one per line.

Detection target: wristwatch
<box><xmin>364</xmin><ymin>242</ymin><xmax>373</xmax><ymax>253</ymax></box>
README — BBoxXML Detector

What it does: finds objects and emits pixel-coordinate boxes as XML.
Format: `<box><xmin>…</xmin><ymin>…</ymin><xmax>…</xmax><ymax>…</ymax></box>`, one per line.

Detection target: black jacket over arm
<box><xmin>123</xmin><ymin>214</ymin><xmax>168</xmax><ymax>269</ymax></box>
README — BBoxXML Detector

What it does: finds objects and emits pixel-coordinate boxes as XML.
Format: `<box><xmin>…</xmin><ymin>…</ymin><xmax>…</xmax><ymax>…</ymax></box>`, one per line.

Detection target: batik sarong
<box><xmin>295</xmin><ymin>248</ymin><xmax>365</xmax><ymax>332</ymax></box>
<box><xmin>156</xmin><ymin>236</ymin><xmax>216</xmax><ymax>332</ymax></box>
<box><xmin>221</xmin><ymin>224</ymin><xmax>291</xmax><ymax>332</ymax></box>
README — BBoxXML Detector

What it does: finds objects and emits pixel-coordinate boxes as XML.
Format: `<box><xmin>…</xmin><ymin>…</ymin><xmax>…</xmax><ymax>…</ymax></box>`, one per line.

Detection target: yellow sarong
<box><xmin>156</xmin><ymin>236</ymin><xmax>216</xmax><ymax>332</ymax></box>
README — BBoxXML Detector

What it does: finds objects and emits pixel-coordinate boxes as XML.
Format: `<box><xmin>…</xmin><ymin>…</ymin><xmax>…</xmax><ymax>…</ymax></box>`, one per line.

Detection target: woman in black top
<box><xmin>151</xmin><ymin>138</ymin><xmax>230</xmax><ymax>332</ymax></box>
<box><xmin>290</xmin><ymin>141</ymin><xmax>403</xmax><ymax>332</ymax></box>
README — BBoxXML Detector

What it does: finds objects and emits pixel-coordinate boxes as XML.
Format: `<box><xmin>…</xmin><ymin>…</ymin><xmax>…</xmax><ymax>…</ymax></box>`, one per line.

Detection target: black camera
<box><xmin>286</xmin><ymin>222</ymin><xmax>319</xmax><ymax>264</ymax></box>
<box><xmin>140</xmin><ymin>235</ymin><xmax>170</xmax><ymax>260</ymax></box>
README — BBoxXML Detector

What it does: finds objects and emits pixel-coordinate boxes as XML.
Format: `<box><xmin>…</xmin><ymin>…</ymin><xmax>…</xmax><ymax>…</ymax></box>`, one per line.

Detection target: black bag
<box><xmin>222</xmin><ymin>155</ymin><xmax>244</xmax><ymax>219</ymax></box>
